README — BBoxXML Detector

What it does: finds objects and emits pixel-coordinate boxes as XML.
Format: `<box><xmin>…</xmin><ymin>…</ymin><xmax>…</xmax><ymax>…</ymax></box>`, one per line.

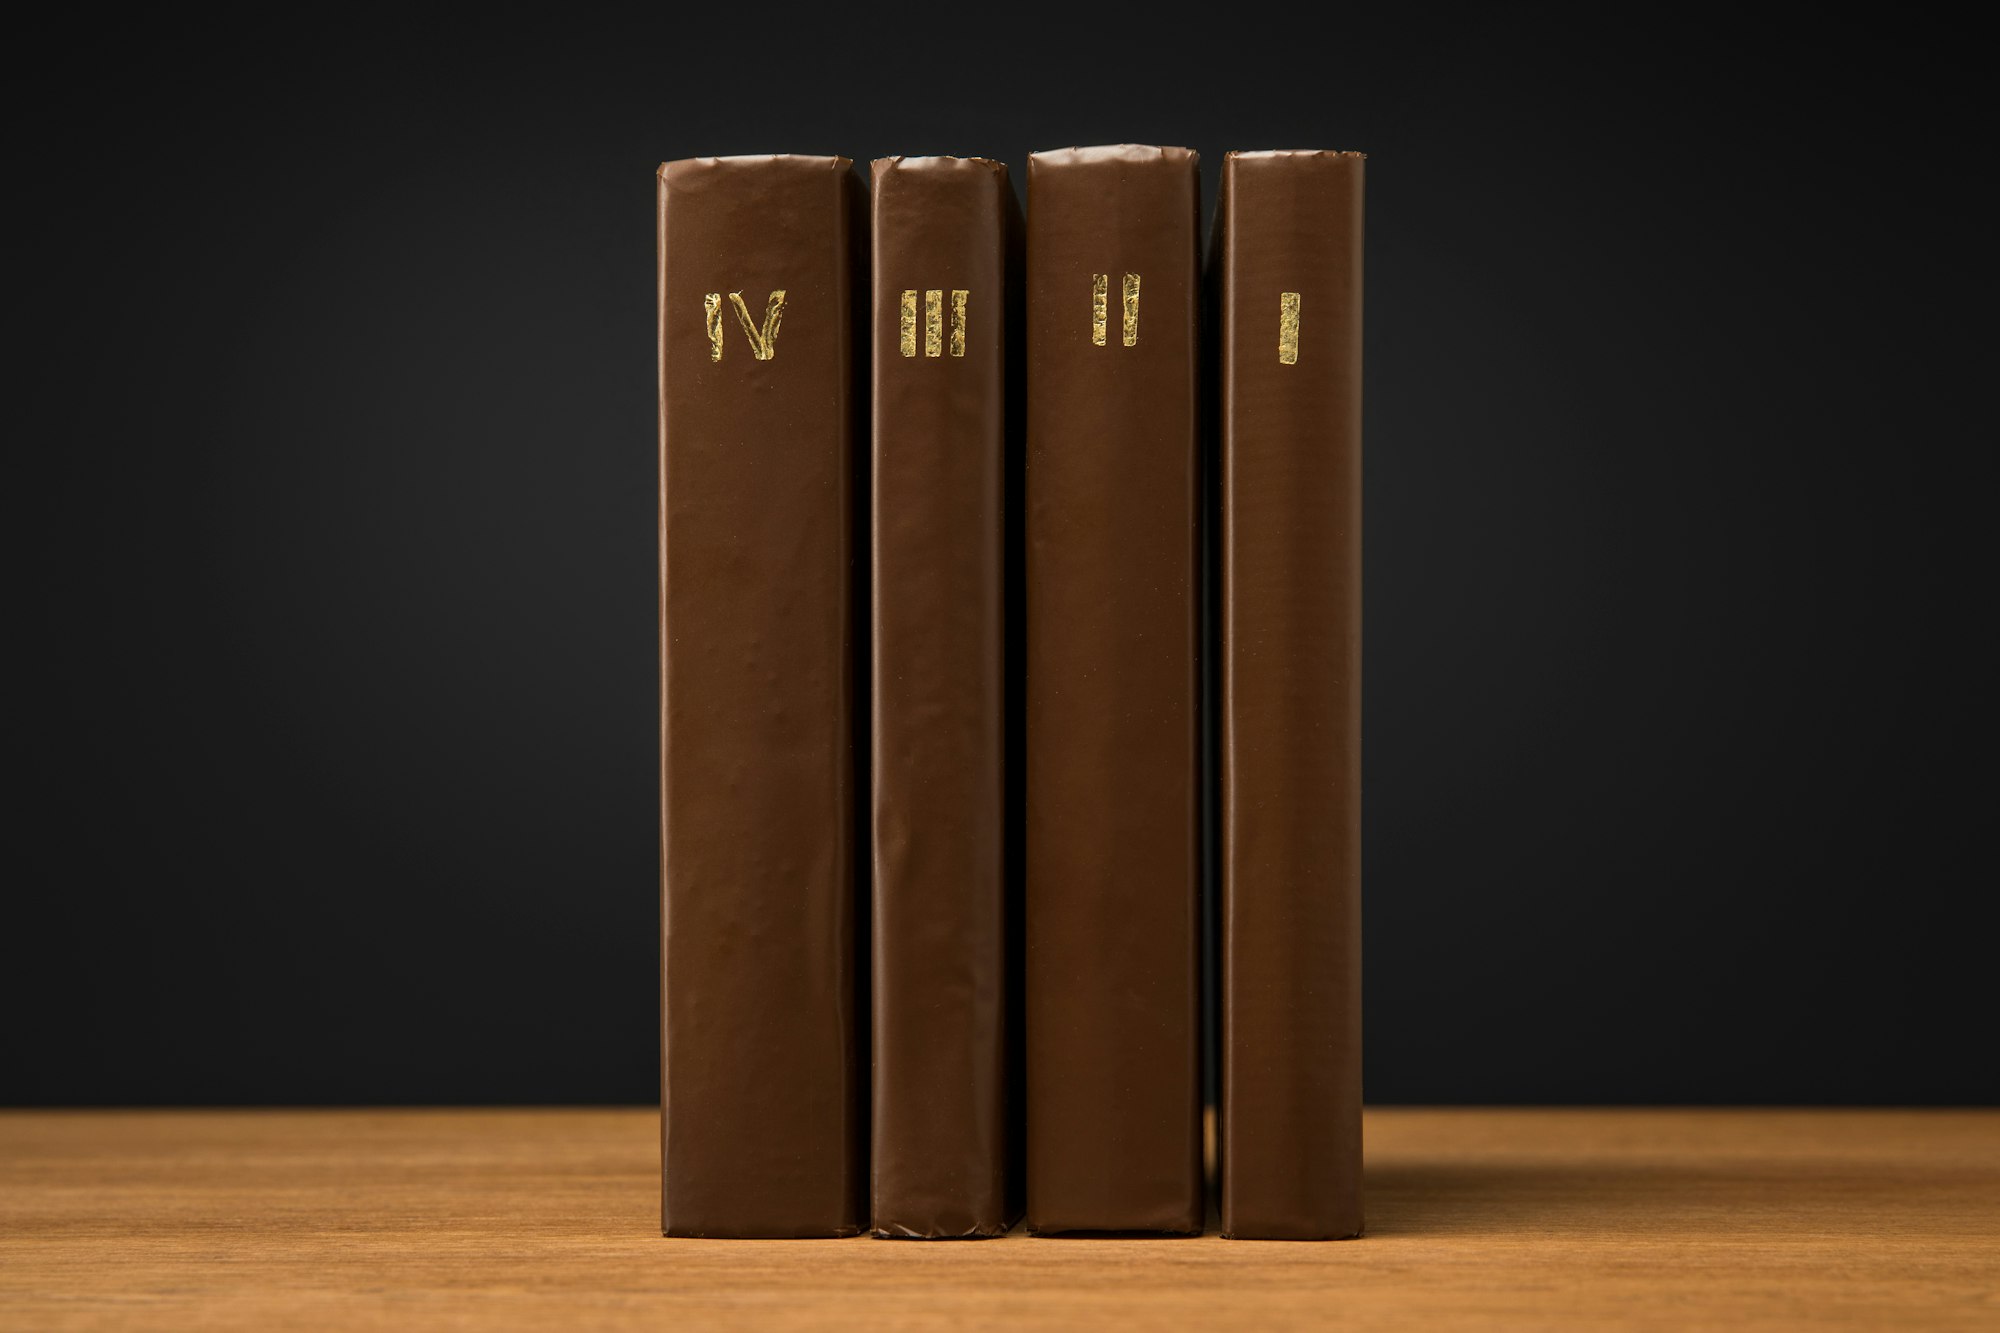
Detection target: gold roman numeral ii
<box><xmin>898</xmin><ymin>289</ymin><xmax>969</xmax><ymax>358</ymax></box>
<box><xmin>703</xmin><ymin>289</ymin><xmax>786</xmax><ymax>361</ymax></box>
<box><xmin>1091</xmin><ymin>274</ymin><xmax>1141</xmax><ymax>347</ymax></box>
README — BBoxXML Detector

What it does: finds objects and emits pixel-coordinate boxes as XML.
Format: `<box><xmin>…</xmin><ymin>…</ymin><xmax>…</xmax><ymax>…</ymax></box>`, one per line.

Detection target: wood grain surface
<box><xmin>2</xmin><ymin>1108</ymin><xmax>1994</xmax><ymax>1329</ymax></box>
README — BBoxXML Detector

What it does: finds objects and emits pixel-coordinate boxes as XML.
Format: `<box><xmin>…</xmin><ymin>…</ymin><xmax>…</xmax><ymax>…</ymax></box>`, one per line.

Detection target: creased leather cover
<box><xmin>868</xmin><ymin>155</ymin><xmax>1017</xmax><ymax>1239</ymax></box>
<box><xmin>1024</xmin><ymin>145</ymin><xmax>1203</xmax><ymax>1235</ymax></box>
<box><xmin>657</xmin><ymin>155</ymin><xmax>865</xmax><ymax>1239</ymax></box>
<box><xmin>1216</xmin><ymin>149</ymin><xmax>1365</xmax><ymax>1241</ymax></box>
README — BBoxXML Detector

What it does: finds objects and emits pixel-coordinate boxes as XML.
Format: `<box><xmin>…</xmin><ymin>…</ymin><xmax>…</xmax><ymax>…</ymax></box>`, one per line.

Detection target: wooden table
<box><xmin>2</xmin><ymin>1109</ymin><xmax>1994</xmax><ymax>1329</ymax></box>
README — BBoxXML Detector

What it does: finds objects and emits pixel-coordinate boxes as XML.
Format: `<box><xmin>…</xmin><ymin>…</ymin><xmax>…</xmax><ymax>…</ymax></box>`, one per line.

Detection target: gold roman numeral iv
<box><xmin>703</xmin><ymin>289</ymin><xmax>787</xmax><ymax>361</ymax></box>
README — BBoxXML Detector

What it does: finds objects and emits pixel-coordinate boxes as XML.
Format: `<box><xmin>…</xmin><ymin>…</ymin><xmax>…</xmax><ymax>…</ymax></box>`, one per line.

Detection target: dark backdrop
<box><xmin>9</xmin><ymin>12</ymin><xmax>1991</xmax><ymax>1106</ymax></box>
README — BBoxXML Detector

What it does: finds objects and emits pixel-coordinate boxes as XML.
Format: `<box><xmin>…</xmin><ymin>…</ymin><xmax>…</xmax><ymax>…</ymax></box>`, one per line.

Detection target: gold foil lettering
<box><xmin>703</xmin><ymin>293</ymin><xmax>725</xmax><ymax>361</ymax></box>
<box><xmin>719</xmin><ymin>289</ymin><xmax>785</xmax><ymax>361</ymax></box>
<box><xmin>1091</xmin><ymin>273</ymin><xmax>1108</xmax><ymax>346</ymax></box>
<box><xmin>924</xmin><ymin>289</ymin><xmax>944</xmax><ymax>358</ymax></box>
<box><xmin>1121</xmin><ymin>272</ymin><xmax>1141</xmax><ymax>347</ymax></box>
<box><xmin>899</xmin><ymin>286</ymin><xmax>973</xmax><ymax>358</ymax></box>
<box><xmin>1279</xmin><ymin>291</ymin><xmax>1301</xmax><ymax>365</ymax></box>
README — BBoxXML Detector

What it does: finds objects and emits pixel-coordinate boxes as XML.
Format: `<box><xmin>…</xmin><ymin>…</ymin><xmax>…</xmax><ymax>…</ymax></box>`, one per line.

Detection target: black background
<box><xmin>9</xmin><ymin>12</ymin><xmax>1991</xmax><ymax>1107</ymax></box>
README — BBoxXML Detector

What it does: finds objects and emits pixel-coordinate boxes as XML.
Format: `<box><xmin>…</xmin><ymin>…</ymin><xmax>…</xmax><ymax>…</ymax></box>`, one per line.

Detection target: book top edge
<box><xmin>656</xmin><ymin>154</ymin><xmax>854</xmax><ymax>180</ymax></box>
<box><xmin>868</xmin><ymin>156</ymin><xmax>1008</xmax><ymax>182</ymax></box>
<box><xmin>870</xmin><ymin>155</ymin><xmax>1007</xmax><ymax>171</ymax></box>
<box><xmin>1225</xmin><ymin>149</ymin><xmax>1368</xmax><ymax>161</ymax></box>
<box><xmin>1028</xmin><ymin>144</ymin><xmax>1198</xmax><ymax>168</ymax></box>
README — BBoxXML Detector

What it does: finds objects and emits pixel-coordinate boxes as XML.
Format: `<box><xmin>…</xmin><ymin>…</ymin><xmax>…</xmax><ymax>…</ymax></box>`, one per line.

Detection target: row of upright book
<box><xmin>657</xmin><ymin>145</ymin><xmax>1362</xmax><ymax>1241</ymax></box>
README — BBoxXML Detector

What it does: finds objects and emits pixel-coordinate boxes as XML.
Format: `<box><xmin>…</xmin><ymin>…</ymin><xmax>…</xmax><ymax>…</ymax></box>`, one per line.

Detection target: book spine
<box><xmin>868</xmin><ymin>155</ymin><xmax>1016</xmax><ymax>1239</ymax></box>
<box><xmin>1216</xmin><ymin>149</ymin><xmax>1365</xmax><ymax>1240</ymax></box>
<box><xmin>657</xmin><ymin>155</ymin><xmax>865</xmax><ymax>1239</ymax></box>
<box><xmin>1023</xmin><ymin>145</ymin><xmax>1203</xmax><ymax>1234</ymax></box>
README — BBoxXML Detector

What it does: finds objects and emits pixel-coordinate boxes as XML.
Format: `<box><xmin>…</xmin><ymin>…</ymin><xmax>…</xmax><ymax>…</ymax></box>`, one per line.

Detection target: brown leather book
<box><xmin>868</xmin><ymin>155</ymin><xmax>1019</xmax><ymax>1239</ymax></box>
<box><xmin>656</xmin><ymin>155</ymin><xmax>865</xmax><ymax>1239</ymax></box>
<box><xmin>1024</xmin><ymin>145</ymin><xmax>1203</xmax><ymax>1235</ymax></box>
<box><xmin>1215</xmin><ymin>149</ymin><xmax>1366</xmax><ymax>1240</ymax></box>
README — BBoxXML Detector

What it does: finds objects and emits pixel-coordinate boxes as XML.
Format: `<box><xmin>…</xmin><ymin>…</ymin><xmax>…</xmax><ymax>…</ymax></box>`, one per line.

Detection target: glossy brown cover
<box><xmin>1216</xmin><ymin>149</ymin><xmax>1366</xmax><ymax>1240</ymax></box>
<box><xmin>657</xmin><ymin>155</ymin><xmax>865</xmax><ymax>1239</ymax></box>
<box><xmin>1023</xmin><ymin>145</ymin><xmax>1203</xmax><ymax>1235</ymax></box>
<box><xmin>868</xmin><ymin>155</ymin><xmax>1016</xmax><ymax>1239</ymax></box>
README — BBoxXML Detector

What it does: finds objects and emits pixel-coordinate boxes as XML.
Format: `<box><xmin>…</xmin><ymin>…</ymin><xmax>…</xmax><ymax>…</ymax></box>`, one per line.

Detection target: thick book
<box><xmin>656</xmin><ymin>154</ymin><xmax>865</xmax><ymax>1239</ymax></box>
<box><xmin>869</xmin><ymin>155</ymin><xmax>1018</xmax><ymax>1239</ymax></box>
<box><xmin>1215</xmin><ymin>149</ymin><xmax>1366</xmax><ymax>1240</ymax></box>
<box><xmin>1023</xmin><ymin>145</ymin><xmax>1203</xmax><ymax>1234</ymax></box>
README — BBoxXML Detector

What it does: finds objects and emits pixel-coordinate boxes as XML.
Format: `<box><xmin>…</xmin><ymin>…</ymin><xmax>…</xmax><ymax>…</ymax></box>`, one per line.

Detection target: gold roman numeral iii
<box><xmin>703</xmin><ymin>289</ymin><xmax>786</xmax><ymax>361</ymax></box>
<box><xmin>1091</xmin><ymin>274</ymin><xmax>1141</xmax><ymax>347</ymax></box>
<box><xmin>898</xmin><ymin>288</ymin><xmax>970</xmax><ymax>358</ymax></box>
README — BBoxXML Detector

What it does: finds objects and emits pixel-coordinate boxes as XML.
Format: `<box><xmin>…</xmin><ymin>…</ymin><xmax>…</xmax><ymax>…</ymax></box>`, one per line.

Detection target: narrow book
<box><xmin>869</xmin><ymin>155</ymin><xmax>1018</xmax><ymax>1239</ymax></box>
<box><xmin>1024</xmin><ymin>145</ymin><xmax>1203</xmax><ymax>1235</ymax></box>
<box><xmin>1215</xmin><ymin>149</ymin><xmax>1366</xmax><ymax>1240</ymax></box>
<box><xmin>657</xmin><ymin>154</ymin><xmax>865</xmax><ymax>1239</ymax></box>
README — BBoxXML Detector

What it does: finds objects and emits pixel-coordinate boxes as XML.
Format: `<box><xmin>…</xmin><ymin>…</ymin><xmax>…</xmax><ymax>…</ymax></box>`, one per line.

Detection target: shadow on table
<box><xmin>1363</xmin><ymin>1160</ymin><xmax>1852</xmax><ymax>1239</ymax></box>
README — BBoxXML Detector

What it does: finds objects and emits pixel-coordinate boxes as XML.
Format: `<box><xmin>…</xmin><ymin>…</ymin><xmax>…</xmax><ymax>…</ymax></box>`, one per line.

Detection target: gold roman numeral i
<box><xmin>1092</xmin><ymin>274</ymin><xmax>1141</xmax><ymax>347</ymax></box>
<box><xmin>704</xmin><ymin>289</ymin><xmax>786</xmax><ymax>361</ymax></box>
<box><xmin>1279</xmin><ymin>291</ymin><xmax>1302</xmax><ymax>365</ymax></box>
<box><xmin>899</xmin><ymin>289</ymin><xmax>969</xmax><ymax>358</ymax></box>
